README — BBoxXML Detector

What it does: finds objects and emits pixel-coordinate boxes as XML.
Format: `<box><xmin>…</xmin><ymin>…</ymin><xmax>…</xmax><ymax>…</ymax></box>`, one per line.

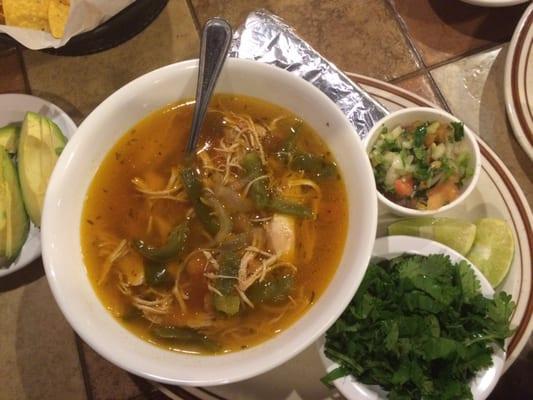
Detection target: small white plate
<box><xmin>0</xmin><ymin>93</ymin><xmax>76</xmax><ymax>278</ymax></box>
<box><xmin>505</xmin><ymin>2</ymin><xmax>533</xmax><ymax>161</ymax></box>
<box><xmin>460</xmin><ymin>0</ymin><xmax>530</xmax><ymax>7</ymax></box>
<box><xmin>320</xmin><ymin>236</ymin><xmax>505</xmax><ymax>400</ymax></box>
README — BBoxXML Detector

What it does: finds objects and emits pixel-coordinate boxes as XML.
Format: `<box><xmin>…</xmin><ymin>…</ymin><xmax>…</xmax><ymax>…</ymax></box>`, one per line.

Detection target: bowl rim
<box><xmin>41</xmin><ymin>58</ymin><xmax>378</xmax><ymax>385</ymax></box>
<box><xmin>320</xmin><ymin>235</ymin><xmax>505</xmax><ymax>400</ymax></box>
<box><xmin>364</xmin><ymin>107</ymin><xmax>481</xmax><ymax>217</ymax></box>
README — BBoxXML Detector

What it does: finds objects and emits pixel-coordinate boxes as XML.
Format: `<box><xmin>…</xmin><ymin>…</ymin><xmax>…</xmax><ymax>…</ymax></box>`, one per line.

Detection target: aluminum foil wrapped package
<box><xmin>230</xmin><ymin>9</ymin><xmax>388</xmax><ymax>140</ymax></box>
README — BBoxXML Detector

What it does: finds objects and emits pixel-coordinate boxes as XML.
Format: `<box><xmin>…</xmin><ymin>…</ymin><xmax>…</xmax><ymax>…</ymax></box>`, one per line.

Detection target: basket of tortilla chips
<box><xmin>1</xmin><ymin>0</ymin><xmax>70</xmax><ymax>38</ymax></box>
<box><xmin>0</xmin><ymin>0</ymin><xmax>136</xmax><ymax>49</ymax></box>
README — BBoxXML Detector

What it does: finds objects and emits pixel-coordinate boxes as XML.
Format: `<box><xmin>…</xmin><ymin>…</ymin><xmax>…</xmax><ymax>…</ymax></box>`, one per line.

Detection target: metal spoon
<box><xmin>185</xmin><ymin>18</ymin><xmax>232</xmax><ymax>155</ymax></box>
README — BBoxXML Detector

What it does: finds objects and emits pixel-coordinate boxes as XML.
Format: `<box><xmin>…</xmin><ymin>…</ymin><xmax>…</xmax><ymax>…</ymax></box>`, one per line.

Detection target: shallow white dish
<box><xmin>41</xmin><ymin>58</ymin><xmax>378</xmax><ymax>386</ymax></box>
<box><xmin>320</xmin><ymin>236</ymin><xmax>505</xmax><ymax>400</ymax></box>
<box><xmin>364</xmin><ymin>107</ymin><xmax>481</xmax><ymax>217</ymax></box>
<box><xmin>0</xmin><ymin>93</ymin><xmax>77</xmax><ymax>278</ymax></box>
<box><xmin>504</xmin><ymin>1</ymin><xmax>533</xmax><ymax>161</ymax></box>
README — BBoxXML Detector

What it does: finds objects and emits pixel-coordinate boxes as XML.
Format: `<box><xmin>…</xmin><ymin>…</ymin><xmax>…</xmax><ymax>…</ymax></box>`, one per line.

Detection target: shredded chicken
<box><xmin>207</xmin><ymin>283</ymin><xmax>223</xmax><ymax>297</ymax></box>
<box><xmin>98</xmin><ymin>239</ymin><xmax>129</xmax><ymax>284</ymax></box>
<box><xmin>131</xmin><ymin>288</ymin><xmax>174</xmax><ymax>315</ymax></box>
<box><xmin>117</xmin><ymin>272</ymin><xmax>132</xmax><ymax>295</ymax></box>
<box><xmin>287</xmin><ymin>178</ymin><xmax>322</xmax><ymax>198</ymax></box>
<box><xmin>235</xmin><ymin>285</ymin><xmax>255</xmax><ymax>309</ymax></box>
<box><xmin>132</xmin><ymin>166</ymin><xmax>187</xmax><ymax>202</ymax></box>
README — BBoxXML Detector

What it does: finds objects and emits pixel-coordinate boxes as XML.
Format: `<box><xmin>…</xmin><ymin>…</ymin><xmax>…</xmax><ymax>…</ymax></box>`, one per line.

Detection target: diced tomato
<box><xmin>427</xmin><ymin>180</ymin><xmax>460</xmax><ymax>209</ymax></box>
<box><xmin>394</xmin><ymin>177</ymin><xmax>414</xmax><ymax>198</ymax></box>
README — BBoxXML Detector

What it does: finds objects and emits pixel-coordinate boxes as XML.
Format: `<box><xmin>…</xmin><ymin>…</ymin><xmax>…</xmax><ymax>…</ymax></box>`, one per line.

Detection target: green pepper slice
<box><xmin>181</xmin><ymin>167</ymin><xmax>219</xmax><ymax>235</ymax></box>
<box><xmin>133</xmin><ymin>222</ymin><xmax>189</xmax><ymax>262</ymax></box>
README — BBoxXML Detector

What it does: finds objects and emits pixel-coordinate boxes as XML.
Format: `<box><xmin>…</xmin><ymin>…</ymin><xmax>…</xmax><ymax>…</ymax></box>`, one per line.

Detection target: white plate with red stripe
<box><xmin>505</xmin><ymin>2</ymin><xmax>533</xmax><ymax>161</ymax></box>
<box><xmin>158</xmin><ymin>76</ymin><xmax>532</xmax><ymax>400</ymax></box>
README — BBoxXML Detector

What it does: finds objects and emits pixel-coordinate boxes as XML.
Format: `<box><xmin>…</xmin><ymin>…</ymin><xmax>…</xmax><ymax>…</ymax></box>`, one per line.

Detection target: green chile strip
<box><xmin>242</xmin><ymin>152</ymin><xmax>270</xmax><ymax>209</ymax></box>
<box><xmin>213</xmin><ymin>251</ymin><xmax>241</xmax><ymax>316</ymax></box>
<box><xmin>290</xmin><ymin>152</ymin><xmax>337</xmax><ymax>178</ymax></box>
<box><xmin>242</xmin><ymin>151</ymin><xmax>313</xmax><ymax>218</ymax></box>
<box><xmin>150</xmin><ymin>325</ymin><xmax>218</xmax><ymax>351</ymax></box>
<box><xmin>134</xmin><ymin>222</ymin><xmax>189</xmax><ymax>262</ymax></box>
<box><xmin>269</xmin><ymin>197</ymin><xmax>314</xmax><ymax>219</ymax></box>
<box><xmin>181</xmin><ymin>167</ymin><xmax>219</xmax><ymax>235</ymax></box>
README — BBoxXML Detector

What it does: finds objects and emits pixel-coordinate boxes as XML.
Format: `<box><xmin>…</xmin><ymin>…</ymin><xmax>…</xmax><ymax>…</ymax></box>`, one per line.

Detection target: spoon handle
<box><xmin>185</xmin><ymin>18</ymin><xmax>232</xmax><ymax>155</ymax></box>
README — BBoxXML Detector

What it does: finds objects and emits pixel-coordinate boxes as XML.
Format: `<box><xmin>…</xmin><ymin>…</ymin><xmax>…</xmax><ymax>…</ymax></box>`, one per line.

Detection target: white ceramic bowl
<box><xmin>364</xmin><ymin>107</ymin><xmax>481</xmax><ymax>217</ymax></box>
<box><xmin>41</xmin><ymin>58</ymin><xmax>378</xmax><ymax>386</ymax></box>
<box><xmin>320</xmin><ymin>236</ymin><xmax>505</xmax><ymax>400</ymax></box>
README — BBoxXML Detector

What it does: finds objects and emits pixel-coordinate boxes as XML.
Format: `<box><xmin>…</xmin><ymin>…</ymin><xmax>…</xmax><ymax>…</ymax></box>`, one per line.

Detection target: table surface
<box><xmin>0</xmin><ymin>1</ymin><xmax>531</xmax><ymax>399</ymax></box>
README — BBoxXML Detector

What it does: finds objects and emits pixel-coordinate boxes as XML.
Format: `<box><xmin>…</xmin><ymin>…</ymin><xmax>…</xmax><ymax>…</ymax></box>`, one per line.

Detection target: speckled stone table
<box><xmin>0</xmin><ymin>1</ymin><xmax>531</xmax><ymax>399</ymax></box>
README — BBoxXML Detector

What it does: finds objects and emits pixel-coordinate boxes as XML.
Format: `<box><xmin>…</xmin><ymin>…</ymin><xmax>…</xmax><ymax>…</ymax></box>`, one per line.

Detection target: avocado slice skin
<box><xmin>0</xmin><ymin>123</ymin><xmax>20</xmax><ymax>154</ymax></box>
<box><xmin>17</xmin><ymin>112</ymin><xmax>67</xmax><ymax>227</ymax></box>
<box><xmin>0</xmin><ymin>147</ymin><xmax>30</xmax><ymax>267</ymax></box>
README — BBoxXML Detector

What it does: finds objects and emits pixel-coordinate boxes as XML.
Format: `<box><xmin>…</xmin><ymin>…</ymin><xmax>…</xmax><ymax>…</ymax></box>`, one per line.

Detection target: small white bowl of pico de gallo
<box><xmin>365</xmin><ymin>107</ymin><xmax>481</xmax><ymax>217</ymax></box>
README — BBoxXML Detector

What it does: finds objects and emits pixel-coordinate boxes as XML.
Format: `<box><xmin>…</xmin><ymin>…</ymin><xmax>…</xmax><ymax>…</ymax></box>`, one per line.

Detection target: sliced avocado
<box><xmin>0</xmin><ymin>123</ymin><xmax>20</xmax><ymax>154</ymax></box>
<box><xmin>17</xmin><ymin>112</ymin><xmax>67</xmax><ymax>227</ymax></box>
<box><xmin>0</xmin><ymin>147</ymin><xmax>30</xmax><ymax>267</ymax></box>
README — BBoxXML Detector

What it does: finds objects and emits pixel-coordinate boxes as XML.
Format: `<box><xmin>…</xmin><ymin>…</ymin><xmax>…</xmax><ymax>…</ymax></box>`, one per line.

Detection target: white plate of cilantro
<box><xmin>320</xmin><ymin>236</ymin><xmax>514</xmax><ymax>400</ymax></box>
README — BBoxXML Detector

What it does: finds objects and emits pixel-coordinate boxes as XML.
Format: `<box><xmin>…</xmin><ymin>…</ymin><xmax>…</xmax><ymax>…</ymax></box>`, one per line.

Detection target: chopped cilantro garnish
<box><xmin>451</xmin><ymin>122</ymin><xmax>464</xmax><ymax>141</ymax></box>
<box><xmin>440</xmin><ymin>157</ymin><xmax>456</xmax><ymax>179</ymax></box>
<box><xmin>413</xmin><ymin>123</ymin><xmax>429</xmax><ymax>147</ymax></box>
<box><xmin>414</xmin><ymin>162</ymin><xmax>431</xmax><ymax>181</ymax></box>
<box><xmin>399</xmin><ymin>149</ymin><xmax>408</xmax><ymax>167</ymax></box>
<box><xmin>413</xmin><ymin>146</ymin><xmax>426</xmax><ymax>161</ymax></box>
<box><xmin>381</xmin><ymin>138</ymin><xmax>401</xmax><ymax>152</ymax></box>
<box><xmin>322</xmin><ymin>254</ymin><xmax>515</xmax><ymax>399</ymax></box>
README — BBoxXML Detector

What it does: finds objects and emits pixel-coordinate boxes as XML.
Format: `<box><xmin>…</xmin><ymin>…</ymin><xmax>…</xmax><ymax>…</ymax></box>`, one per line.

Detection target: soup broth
<box><xmin>81</xmin><ymin>94</ymin><xmax>348</xmax><ymax>354</ymax></box>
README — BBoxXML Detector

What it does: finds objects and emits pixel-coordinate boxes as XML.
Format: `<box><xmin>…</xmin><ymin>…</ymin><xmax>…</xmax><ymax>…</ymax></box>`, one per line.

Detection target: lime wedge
<box><xmin>388</xmin><ymin>217</ymin><xmax>477</xmax><ymax>255</ymax></box>
<box><xmin>466</xmin><ymin>218</ymin><xmax>514</xmax><ymax>288</ymax></box>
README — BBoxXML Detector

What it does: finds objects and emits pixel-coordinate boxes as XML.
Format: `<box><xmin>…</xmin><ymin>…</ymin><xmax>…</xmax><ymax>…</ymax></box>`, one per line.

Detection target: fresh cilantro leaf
<box><xmin>451</xmin><ymin>122</ymin><xmax>464</xmax><ymax>141</ymax></box>
<box><xmin>488</xmin><ymin>292</ymin><xmax>515</xmax><ymax>324</ymax></box>
<box><xmin>381</xmin><ymin>139</ymin><xmax>402</xmax><ymax>152</ymax></box>
<box><xmin>385</xmin><ymin>321</ymin><xmax>399</xmax><ymax>352</ymax></box>
<box><xmin>404</xmin><ymin>291</ymin><xmax>444</xmax><ymax>313</ymax></box>
<box><xmin>413</xmin><ymin>146</ymin><xmax>427</xmax><ymax>161</ymax></box>
<box><xmin>425</xmin><ymin>314</ymin><xmax>441</xmax><ymax>337</ymax></box>
<box><xmin>352</xmin><ymin>292</ymin><xmax>375</xmax><ymax>319</ymax></box>
<box><xmin>420</xmin><ymin>337</ymin><xmax>459</xmax><ymax>360</ymax></box>
<box><xmin>413</xmin><ymin>123</ymin><xmax>429</xmax><ymax>147</ymax></box>
<box><xmin>458</xmin><ymin>260</ymin><xmax>480</xmax><ymax>303</ymax></box>
<box><xmin>391</xmin><ymin>363</ymin><xmax>410</xmax><ymax>385</ymax></box>
<box><xmin>414</xmin><ymin>162</ymin><xmax>431</xmax><ymax>181</ymax></box>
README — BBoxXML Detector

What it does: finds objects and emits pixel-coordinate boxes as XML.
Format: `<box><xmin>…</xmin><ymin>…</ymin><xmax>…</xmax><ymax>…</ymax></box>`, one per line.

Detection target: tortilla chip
<box><xmin>3</xmin><ymin>0</ymin><xmax>50</xmax><ymax>32</ymax></box>
<box><xmin>48</xmin><ymin>0</ymin><xmax>69</xmax><ymax>38</ymax></box>
<box><xmin>0</xmin><ymin>1</ymin><xmax>5</xmax><ymax>25</ymax></box>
